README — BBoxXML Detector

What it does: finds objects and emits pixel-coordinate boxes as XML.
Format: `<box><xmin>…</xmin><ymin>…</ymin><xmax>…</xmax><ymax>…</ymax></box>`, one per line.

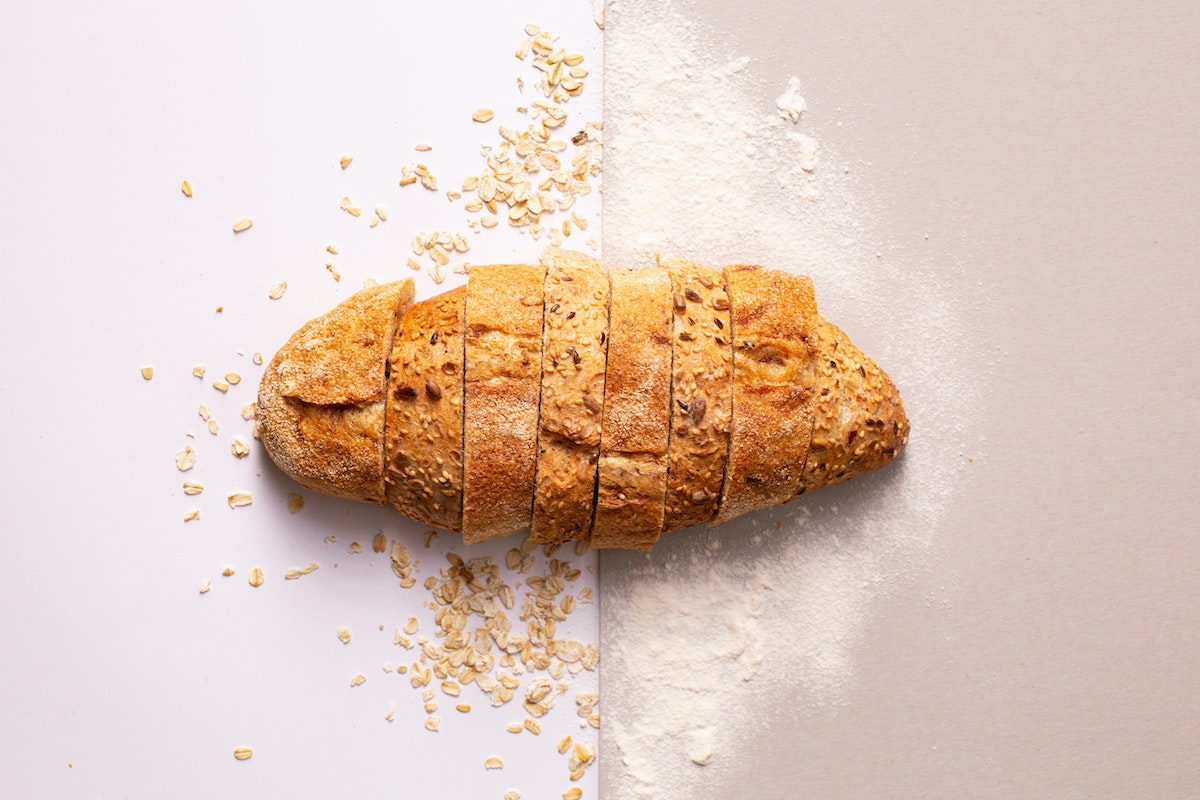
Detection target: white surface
<box><xmin>0</xmin><ymin>2</ymin><xmax>601</xmax><ymax>798</ymax></box>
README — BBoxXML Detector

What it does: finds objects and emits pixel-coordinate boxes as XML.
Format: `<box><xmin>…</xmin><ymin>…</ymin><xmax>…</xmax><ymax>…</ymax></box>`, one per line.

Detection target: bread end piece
<box><xmin>257</xmin><ymin>281</ymin><xmax>415</xmax><ymax>505</ymax></box>
<box><xmin>799</xmin><ymin>316</ymin><xmax>910</xmax><ymax>493</ymax></box>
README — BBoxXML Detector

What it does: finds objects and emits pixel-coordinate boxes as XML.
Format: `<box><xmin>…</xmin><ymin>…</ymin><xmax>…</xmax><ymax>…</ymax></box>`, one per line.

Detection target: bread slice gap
<box><xmin>717</xmin><ymin>264</ymin><xmax>818</xmax><ymax>522</ymax></box>
<box><xmin>591</xmin><ymin>265</ymin><xmax>673</xmax><ymax>550</ymax></box>
<box><xmin>659</xmin><ymin>257</ymin><xmax>734</xmax><ymax>533</ymax></box>
<box><xmin>383</xmin><ymin>286</ymin><xmax>466</xmax><ymax>532</ymax></box>
<box><xmin>461</xmin><ymin>265</ymin><xmax>547</xmax><ymax>543</ymax></box>
<box><xmin>529</xmin><ymin>249</ymin><xmax>610</xmax><ymax>546</ymax></box>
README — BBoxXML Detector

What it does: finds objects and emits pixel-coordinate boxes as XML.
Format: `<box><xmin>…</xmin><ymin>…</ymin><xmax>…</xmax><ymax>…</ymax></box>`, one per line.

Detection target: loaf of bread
<box><xmin>257</xmin><ymin>250</ymin><xmax>909</xmax><ymax>550</ymax></box>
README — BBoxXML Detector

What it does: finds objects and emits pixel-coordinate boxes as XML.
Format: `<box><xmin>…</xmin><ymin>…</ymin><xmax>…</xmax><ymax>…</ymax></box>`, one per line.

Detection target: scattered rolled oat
<box><xmin>350</xmin><ymin>673</ymin><xmax>366</xmax><ymax>688</ymax></box>
<box><xmin>284</xmin><ymin>562</ymin><xmax>319</xmax><ymax>579</ymax></box>
<box><xmin>231</xmin><ymin>436</ymin><xmax>251</xmax><ymax>459</ymax></box>
<box><xmin>225</xmin><ymin>371</ymin><xmax>242</xmax><ymax>385</ymax></box>
<box><xmin>222</xmin><ymin>566</ymin><xmax>235</xmax><ymax>577</ymax></box>
<box><xmin>287</xmin><ymin>493</ymin><xmax>305</xmax><ymax>514</ymax></box>
<box><xmin>193</xmin><ymin>365</ymin><xmax>207</xmax><ymax>378</ymax></box>
<box><xmin>176</xmin><ymin>446</ymin><xmax>197</xmax><ymax>471</ymax></box>
<box><xmin>340</xmin><ymin>156</ymin><xmax>353</xmax><ymax>169</ymax></box>
<box><xmin>268</xmin><ymin>281</ymin><xmax>287</xmax><ymax>300</ymax></box>
<box><xmin>199</xmin><ymin>579</ymin><xmax>212</xmax><ymax>595</ymax></box>
<box><xmin>348</xmin><ymin>541</ymin><xmax>363</xmax><ymax>554</ymax></box>
<box><xmin>385</xmin><ymin>703</ymin><xmax>395</xmax><ymax>722</ymax></box>
<box><xmin>141</xmin><ymin>366</ymin><xmax>154</xmax><ymax>380</ymax></box>
<box><xmin>212</xmin><ymin>380</ymin><xmax>230</xmax><ymax>393</ymax></box>
<box><xmin>227</xmin><ymin>491</ymin><xmax>253</xmax><ymax>509</ymax></box>
<box><xmin>180</xmin><ymin>180</ymin><xmax>193</xmax><ymax>197</ymax></box>
<box><xmin>557</xmin><ymin>735</ymin><xmax>573</xmax><ymax>754</ymax></box>
<box><xmin>252</xmin><ymin>352</ymin><xmax>263</xmax><ymax>365</ymax></box>
<box><xmin>455</xmin><ymin>703</ymin><xmax>471</xmax><ymax>713</ymax></box>
<box><xmin>415</xmin><ymin>143</ymin><xmax>432</xmax><ymax>152</ymax></box>
<box><xmin>339</xmin><ymin>196</ymin><xmax>362</xmax><ymax>216</ymax></box>
<box><xmin>484</xmin><ymin>756</ymin><xmax>505</xmax><ymax>770</ymax></box>
<box><xmin>424</xmin><ymin>716</ymin><xmax>440</xmax><ymax>732</ymax></box>
<box><xmin>240</xmin><ymin>403</ymin><xmax>256</xmax><ymax>421</ymax></box>
<box><xmin>372</xmin><ymin>531</ymin><xmax>387</xmax><ymax>553</ymax></box>
<box><xmin>232</xmin><ymin>217</ymin><xmax>253</xmax><ymax>233</ymax></box>
<box><xmin>563</xmin><ymin>789</ymin><xmax>583</xmax><ymax>800</ymax></box>
<box><xmin>183</xmin><ymin>509</ymin><xmax>200</xmax><ymax>522</ymax></box>
<box><xmin>233</xmin><ymin>747</ymin><xmax>253</xmax><ymax>761</ymax></box>
<box><xmin>374</xmin><ymin>205</ymin><xmax>388</xmax><ymax>222</ymax></box>
<box><xmin>337</xmin><ymin>626</ymin><xmax>352</xmax><ymax>644</ymax></box>
<box><xmin>326</xmin><ymin>263</ymin><xmax>341</xmax><ymax>282</ymax></box>
<box><xmin>472</xmin><ymin>108</ymin><xmax>495</xmax><ymax>122</ymax></box>
<box><xmin>505</xmin><ymin>792</ymin><xmax>521</xmax><ymax>800</ymax></box>
<box><xmin>183</xmin><ymin>481</ymin><xmax>204</xmax><ymax>496</ymax></box>
<box><xmin>248</xmin><ymin>567</ymin><xmax>264</xmax><ymax>588</ymax></box>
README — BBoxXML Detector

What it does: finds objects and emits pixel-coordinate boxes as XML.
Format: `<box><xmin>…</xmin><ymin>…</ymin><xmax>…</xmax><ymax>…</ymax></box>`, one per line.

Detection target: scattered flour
<box><xmin>600</xmin><ymin>1</ymin><xmax>984</xmax><ymax>797</ymax></box>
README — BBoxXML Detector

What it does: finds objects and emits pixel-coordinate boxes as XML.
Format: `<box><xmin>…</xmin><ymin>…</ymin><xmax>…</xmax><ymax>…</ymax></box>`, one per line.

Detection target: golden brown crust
<box><xmin>591</xmin><ymin>266</ymin><xmax>673</xmax><ymax>550</ymax></box>
<box><xmin>717</xmin><ymin>265</ymin><xmax>818</xmax><ymax>522</ymax></box>
<box><xmin>384</xmin><ymin>286</ymin><xmax>466</xmax><ymax>532</ymax></box>
<box><xmin>530</xmin><ymin>250</ymin><xmax>610</xmax><ymax>546</ymax></box>
<box><xmin>257</xmin><ymin>281</ymin><xmax>415</xmax><ymax>504</ymax></box>
<box><xmin>660</xmin><ymin>257</ymin><xmax>734</xmax><ymax>532</ymax></box>
<box><xmin>799</xmin><ymin>316</ymin><xmax>910</xmax><ymax>493</ymax></box>
<box><xmin>461</xmin><ymin>264</ymin><xmax>547</xmax><ymax>543</ymax></box>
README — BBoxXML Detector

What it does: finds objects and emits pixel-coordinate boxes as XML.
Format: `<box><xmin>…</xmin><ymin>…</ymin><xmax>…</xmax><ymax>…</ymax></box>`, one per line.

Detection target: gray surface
<box><xmin>600</xmin><ymin>1</ymin><xmax>1199</xmax><ymax>796</ymax></box>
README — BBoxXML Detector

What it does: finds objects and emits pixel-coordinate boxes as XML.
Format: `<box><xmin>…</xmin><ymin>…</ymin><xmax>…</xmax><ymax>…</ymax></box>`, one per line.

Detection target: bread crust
<box><xmin>660</xmin><ymin>257</ymin><xmax>734</xmax><ymax>532</ymax></box>
<box><xmin>718</xmin><ymin>265</ymin><xmax>818</xmax><ymax>522</ymax></box>
<box><xmin>384</xmin><ymin>286</ymin><xmax>466</xmax><ymax>532</ymax></box>
<box><xmin>530</xmin><ymin>250</ymin><xmax>610</xmax><ymax>546</ymax></box>
<box><xmin>799</xmin><ymin>316</ymin><xmax>910</xmax><ymax>493</ymax></box>
<box><xmin>257</xmin><ymin>281</ymin><xmax>414</xmax><ymax>504</ymax></box>
<box><xmin>461</xmin><ymin>265</ymin><xmax>547</xmax><ymax>543</ymax></box>
<box><xmin>591</xmin><ymin>266</ymin><xmax>673</xmax><ymax>550</ymax></box>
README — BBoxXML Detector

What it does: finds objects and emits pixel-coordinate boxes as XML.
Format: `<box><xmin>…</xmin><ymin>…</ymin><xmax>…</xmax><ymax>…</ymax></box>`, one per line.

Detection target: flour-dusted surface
<box><xmin>600</xmin><ymin>0</ymin><xmax>987</xmax><ymax>796</ymax></box>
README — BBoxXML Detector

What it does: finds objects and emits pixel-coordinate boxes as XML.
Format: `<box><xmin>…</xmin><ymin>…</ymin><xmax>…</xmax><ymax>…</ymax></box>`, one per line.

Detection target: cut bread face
<box><xmin>384</xmin><ymin>286</ymin><xmax>467</xmax><ymax>532</ymax></box>
<box><xmin>257</xmin><ymin>280</ymin><xmax>415</xmax><ymax>505</ymax></box>
<box><xmin>591</xmin><ymin>266</ymin><xmax>673</xmax><ymax>550</ymax></box>
<box><xmin>461</xmin><ymin>264</ymin><xmax>547</xmax><ymax>544</ymax></box>
<box><xmin>661</xmin><ymin>257</ymin><xmax>734</xmax><ymax>532</ymax></box>
<box><xmin>530</xmin><ymin>249</ymin><xmax>610</xmax><ymax>546</ymax></box>
<box><xmin>718</xmin><ymin>264</ymin><xmax>818</xmax><ymax>522</ymax></box>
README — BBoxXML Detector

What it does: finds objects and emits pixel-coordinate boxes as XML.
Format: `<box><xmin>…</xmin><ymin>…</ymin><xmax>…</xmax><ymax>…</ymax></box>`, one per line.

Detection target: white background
<box><xmin>0</xmin><ymin>2</ymin><xmax>601</xmax><ymax>798</ymax></box>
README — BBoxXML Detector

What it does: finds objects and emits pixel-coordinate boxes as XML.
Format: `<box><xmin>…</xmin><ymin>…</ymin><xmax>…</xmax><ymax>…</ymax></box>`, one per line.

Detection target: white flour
<box><xmin>600</xmin><ymin>1</ymin><xmax>982</xmax><ymax>797</ymax></box>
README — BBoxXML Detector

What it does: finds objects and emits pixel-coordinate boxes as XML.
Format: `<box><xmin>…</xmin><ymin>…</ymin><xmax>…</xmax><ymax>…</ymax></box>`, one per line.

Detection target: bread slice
<box><xmin>384</xmin><ymin>286</ymin><xmax>466</xmax><ymax>532</ymax></box>
<box><xmin>461</xmin><ymin>265</ymin><xmax>547</xmax><ymax>543</ymax></box>
<box><xmin>660</xmin><ymin>257</ymin><xmax>734</xmax><ymax>532</ymax></box>
<box><xmin>257</xmin><ymin>280</ymin><xmax>415</xmax><ymax>505</ymax></box>
<box><xmin>799</xmin><ymin>316</ymin><xmax>910</xmax><ymax>493</ymax></box>
<box><xmin>529</xmin><ymin>249</ymin><xmax>610</xmax><ymax>546</ymax></box>
<box><xmin>717</xmin><ymin>265</ymin><xmax>818</xmax><ymax>522</ymax></box>
<box><xmin>591</xmin><ymin>266</ymin><xmax>673</xmax><ymax>550</ymax></box>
